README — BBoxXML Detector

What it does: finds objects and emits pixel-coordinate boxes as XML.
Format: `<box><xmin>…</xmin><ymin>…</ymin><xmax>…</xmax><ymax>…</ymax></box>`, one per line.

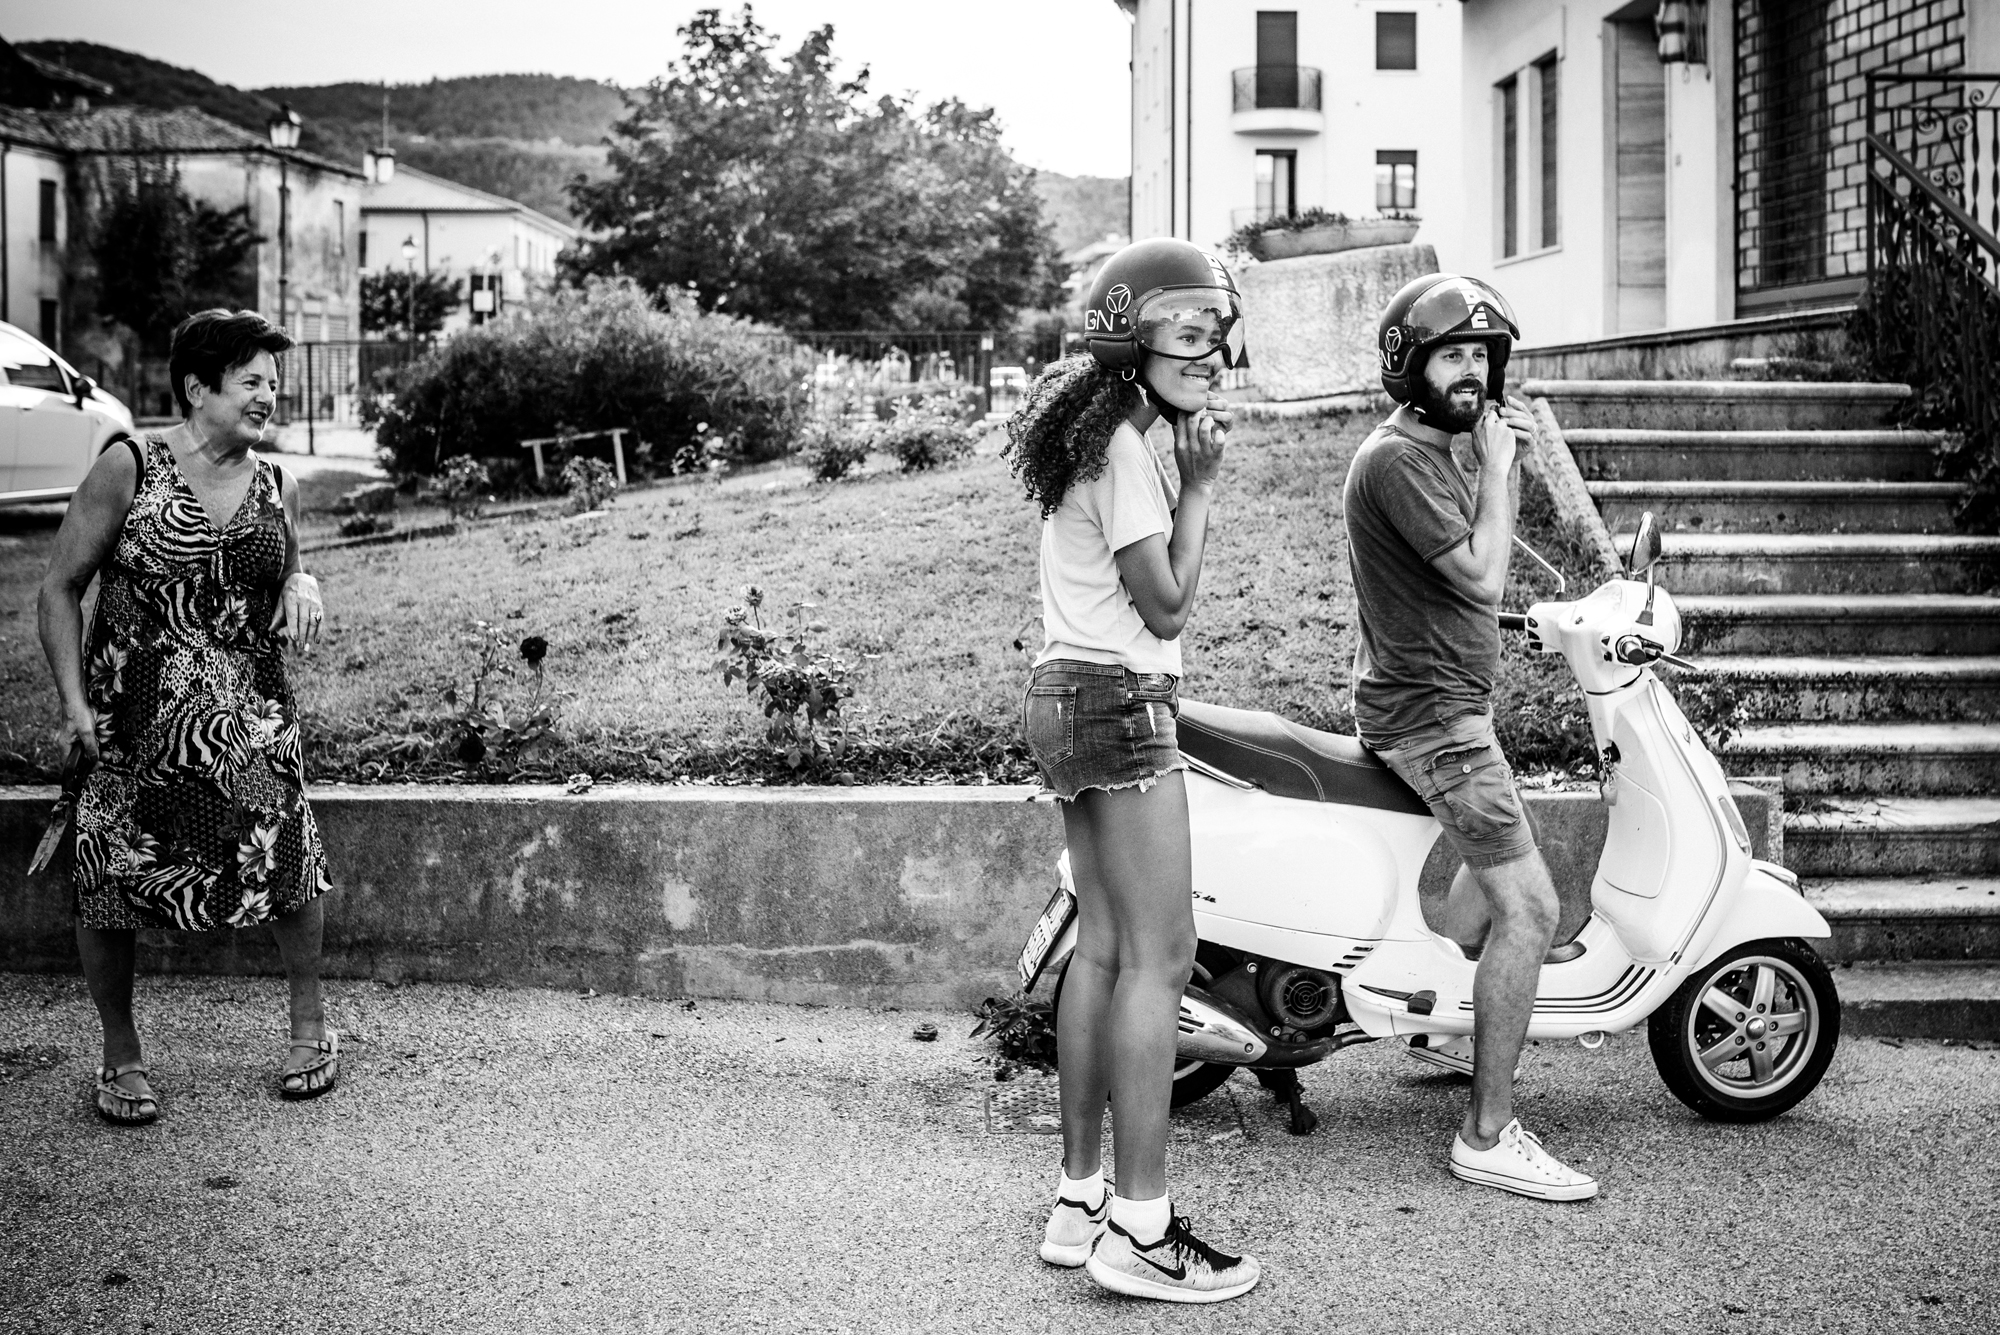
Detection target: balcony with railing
<box><xmin>1231</xmin><ymin>65</ymin><xmax>1323</xmax><ymax>135</ymax></box>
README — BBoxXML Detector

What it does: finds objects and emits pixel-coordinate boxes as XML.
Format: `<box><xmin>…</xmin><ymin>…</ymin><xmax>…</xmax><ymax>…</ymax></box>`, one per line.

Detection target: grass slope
<box><xmin>0</xmin><ymin>414</ymin><xmax>1597</xmax><ymax>785</ymax></box>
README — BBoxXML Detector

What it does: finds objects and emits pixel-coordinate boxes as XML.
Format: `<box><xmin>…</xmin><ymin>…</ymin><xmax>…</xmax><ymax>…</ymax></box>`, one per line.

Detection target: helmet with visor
<box><xmin>1377</xmin><ymin>273</ymin><xmax>1520</xmax><ymax>404</ymax></box>
<box><xmin>1083</xmin><ymin>238</ymin><xmax>1248</xmax><ymax>377</ymax></box>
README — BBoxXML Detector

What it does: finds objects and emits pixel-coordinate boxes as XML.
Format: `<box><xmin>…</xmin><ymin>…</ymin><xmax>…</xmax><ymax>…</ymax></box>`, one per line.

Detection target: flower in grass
<box><xmin>743</xmin><ymin>585</ymin><xmax>764</xmax><ymax>610</ymax></box>
<box><xmin>236</xmin><ymin>823</ymin><xmax>279</xmax><ymax>884</ymax></box>
<box><xmin>519</xmin><ymin>635</ymin><xmax>548</xmax><ymax>667</ymax></box>
<box><xmin>723</xmin><ymin>605</ymin><xmax>749</xmax><ymax>628</ymax></box>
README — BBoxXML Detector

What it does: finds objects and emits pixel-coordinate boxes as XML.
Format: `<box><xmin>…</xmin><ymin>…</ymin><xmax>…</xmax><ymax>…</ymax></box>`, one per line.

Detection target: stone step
<box><xmin>1639</xmin><ymin>533</ymin><xmax>2000</xmax><ymax>596</ymax></box>
<box><xmin>1833</xmin><ymin>961</ymin><xmax>2000</xmax><ymax>1039</ymax></box>
<box><xmin>1678</xmin><ymin>594</ymin><xmax>2000</xmax><ymax>656</ymax></box>
<box><xmin>1591</xmin><ymin>480</ymin><xmax>1966</xmax><ymax>534</ymax></box>
<box><xmin>1785</xmin><ymin>796</ymin><xmax>2000</xmax><ymax>878</ymax></box>
<box><xmin>1698</xmin><ymin>655</ymin><xmax>2000</xmax><ymax>722</ymax></box>
<box><xmin>1719</xmin><ymin>721</ymin><xmax>2000</xmax><ymax>796</ymax></box>
<box><xmin>1806</xmin><ymin>877</ymin><xmax>2000</xmax><ymax>962</ymax></box>
<box><xmin>1564</xmin><ymin>428</ymin><xmax>1943</xmax><ymax>482</ymax></box>
<box><xmin>1523</xmin><ymin>378</ymin><xmax>1911</xmax><ymax>431</ymax></box>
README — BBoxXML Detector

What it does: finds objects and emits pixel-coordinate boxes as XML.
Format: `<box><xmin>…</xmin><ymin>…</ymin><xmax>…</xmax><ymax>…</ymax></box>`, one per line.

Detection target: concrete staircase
<box><xmin>1526</xmin><ymin>378</ymin><xmax>2000</xmax><ymax>1037</ymax></box>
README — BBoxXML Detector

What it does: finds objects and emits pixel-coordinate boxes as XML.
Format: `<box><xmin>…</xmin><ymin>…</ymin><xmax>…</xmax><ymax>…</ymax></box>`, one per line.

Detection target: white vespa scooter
<box><xmin>1017</xmin><ymin>515</ymin><xmax>1840</xmax><ymax>1132</ymax></box>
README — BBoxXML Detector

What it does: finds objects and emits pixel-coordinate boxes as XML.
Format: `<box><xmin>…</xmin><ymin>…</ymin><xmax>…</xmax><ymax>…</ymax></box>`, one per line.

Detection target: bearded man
<box><xmin>1342</xmin><ymin>274</ymin><xmax>1597</xmax><ymax>1202</ymax></box>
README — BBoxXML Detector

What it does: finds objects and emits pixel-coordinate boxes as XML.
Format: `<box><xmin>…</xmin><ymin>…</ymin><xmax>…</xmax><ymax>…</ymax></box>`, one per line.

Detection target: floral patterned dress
<box><xmin>71</xmin><ymin>435</ymin><xmax>331</xmax><ymax>931</ymax></box>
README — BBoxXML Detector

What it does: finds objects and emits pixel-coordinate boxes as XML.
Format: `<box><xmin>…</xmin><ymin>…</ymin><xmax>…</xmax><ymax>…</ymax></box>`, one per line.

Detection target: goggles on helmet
<box><xmin>1133</xmin><ymin>287</ymin><xmax>1247</xmax><ymax>369</ymax></box>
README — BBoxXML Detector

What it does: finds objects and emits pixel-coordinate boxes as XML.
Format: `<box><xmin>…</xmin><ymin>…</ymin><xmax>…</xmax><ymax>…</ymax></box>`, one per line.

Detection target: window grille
<box><xmin>1734</xmin><ymin>0</ymin><xmax>1966</xmax><ymax>308</ymax></box>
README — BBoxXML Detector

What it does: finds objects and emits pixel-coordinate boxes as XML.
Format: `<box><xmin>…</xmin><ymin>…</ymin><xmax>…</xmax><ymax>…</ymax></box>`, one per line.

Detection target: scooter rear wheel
<box><xmin>1648</xmin><ymin>937</ymin><xmax>1840</xmax><ymax>1123</ymax></box>
<box><xmin>1050</xmin><ymin>944</ymin><xmax>1240</xmax><ymax>1110</ymax></box>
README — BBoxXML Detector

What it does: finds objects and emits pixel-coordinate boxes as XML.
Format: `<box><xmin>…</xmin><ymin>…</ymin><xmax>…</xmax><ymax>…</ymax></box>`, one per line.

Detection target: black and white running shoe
<box><xmin>1084</xmin><ymin>1211</ymin><xmax>1261</xmax><ymax>1303</ymax></box>
<box><xmin>1040</xmin><ymin>1184</ymin><xmax>1111</xmax><ymax>1267</ymax></box>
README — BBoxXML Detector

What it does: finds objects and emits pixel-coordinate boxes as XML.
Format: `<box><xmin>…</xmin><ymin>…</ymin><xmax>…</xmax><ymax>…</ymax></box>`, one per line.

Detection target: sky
<box><xmin>0</xmin><ymin>0</ymin><xmax>1136</xmax><ymax>178</ymax></box>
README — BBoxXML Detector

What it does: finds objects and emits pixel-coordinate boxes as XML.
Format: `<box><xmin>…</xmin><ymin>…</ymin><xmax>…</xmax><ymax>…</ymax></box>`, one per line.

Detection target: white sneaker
<box><xmin>1085</xmin><ymin>1211</ymin><xmax>1261</xmax><ymax>1303</ymax></box>
<box><xmin>1450</xmin><ymin>1119</ymin><xmax>1599</xmax><ymax>1201</ymax></box>
<box><xmin>1406</xmin><ymin>1035</ymin><xmax>1521</xmax><ymax>1081</ymax></box>
<box><xmin>1039</xmin><ymin>1183</ymin><xmax>1110</xmax><ymax>1267</ymax></box>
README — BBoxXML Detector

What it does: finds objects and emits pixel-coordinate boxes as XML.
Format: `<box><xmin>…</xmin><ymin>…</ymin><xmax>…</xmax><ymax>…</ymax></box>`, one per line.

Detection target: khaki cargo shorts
<box><xmin>1369</xmin><ymin>712</ymin><xmax>1540</xmax><ymax>870</ymax></box>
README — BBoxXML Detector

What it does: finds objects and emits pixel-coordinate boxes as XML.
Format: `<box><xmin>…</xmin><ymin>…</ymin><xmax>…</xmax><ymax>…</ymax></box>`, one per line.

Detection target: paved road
<box><xmin>2</xmin><ymin>972</ymin><xmax>1994</xmax><ymax>1334</ymax></box>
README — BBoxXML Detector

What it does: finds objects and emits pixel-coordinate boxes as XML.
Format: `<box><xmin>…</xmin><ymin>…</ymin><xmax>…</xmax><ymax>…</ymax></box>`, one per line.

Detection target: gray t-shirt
<box><xmin>1343</xmin><ymin>418</ymin><xmax>1500</xmax><ymax>747</ymax></box>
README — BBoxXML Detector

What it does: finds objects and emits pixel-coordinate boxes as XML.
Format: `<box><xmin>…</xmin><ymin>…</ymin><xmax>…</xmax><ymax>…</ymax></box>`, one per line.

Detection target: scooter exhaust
<box><xmin>1177</xmin><ymin>985</ymin><xmax>1337</xmax><ymax>1068</ymax></box>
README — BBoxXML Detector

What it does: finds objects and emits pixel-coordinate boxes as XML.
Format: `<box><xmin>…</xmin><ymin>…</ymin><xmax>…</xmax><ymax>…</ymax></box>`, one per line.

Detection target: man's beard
<box><xmin>1414</xmin><ymin>374</ymin><xmax>1487</xmax><ymax>432</ymax></box>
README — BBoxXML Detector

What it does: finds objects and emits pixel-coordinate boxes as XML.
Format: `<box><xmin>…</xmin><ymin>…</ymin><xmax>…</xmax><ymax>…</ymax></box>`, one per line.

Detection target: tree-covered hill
<box><xmin>23</xmin><ymin>40</ymin><xmax>1128</xmax><ymax>238</ymax></box>
<box><xmin>254</xmin><ymin>74</ymin><xmax>625</xmax><ymax>146</ymax></box>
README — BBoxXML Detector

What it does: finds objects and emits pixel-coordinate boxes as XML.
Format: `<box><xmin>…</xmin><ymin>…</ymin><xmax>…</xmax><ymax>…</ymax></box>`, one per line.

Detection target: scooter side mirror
<box><xmin>1627</xmin><ymin>512</ymin><xmax>1663</xmax><ymax>577</ymax></box>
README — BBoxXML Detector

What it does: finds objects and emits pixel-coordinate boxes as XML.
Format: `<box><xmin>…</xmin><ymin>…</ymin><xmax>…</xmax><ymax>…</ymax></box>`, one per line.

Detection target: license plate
<box><xmin>1018</xmin><ymin>885</ymin><xmax>1077</xmax><ymax>990</ymax></box>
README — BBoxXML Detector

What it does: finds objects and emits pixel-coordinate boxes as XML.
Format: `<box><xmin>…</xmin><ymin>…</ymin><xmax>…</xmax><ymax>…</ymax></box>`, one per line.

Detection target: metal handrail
<box><xmin>1230</xmin><ymin>65</ymin><xmax>1323</xmax><ymax>113</ymax></box>
<box><xmin>1867</xmin><ymin>133</ymin><xmax>2000</xmax><ymax>266</ymax></box>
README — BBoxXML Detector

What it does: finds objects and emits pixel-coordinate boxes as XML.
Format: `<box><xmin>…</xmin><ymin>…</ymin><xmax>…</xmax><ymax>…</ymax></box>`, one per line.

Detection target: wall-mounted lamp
<box><xmin>1655</xmin><ymin>0</ymin><xmax>1707</xmax><ymax>65</ymax></box>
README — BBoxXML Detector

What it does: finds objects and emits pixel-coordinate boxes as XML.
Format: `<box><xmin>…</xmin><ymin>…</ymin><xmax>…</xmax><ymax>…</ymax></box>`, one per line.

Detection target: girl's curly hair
<box><xmin>1002</xmin><ymin>356</ymin><xmax>1140</xmax><ymax>518</ymax></box>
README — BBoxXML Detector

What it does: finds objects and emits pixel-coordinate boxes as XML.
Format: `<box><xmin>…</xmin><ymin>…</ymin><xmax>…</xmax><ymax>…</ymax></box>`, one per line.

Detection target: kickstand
<box><xmin>1253</xmin><ymin>1068</ymin><xmax>1318</xmax><ymax>1137</ymax></box>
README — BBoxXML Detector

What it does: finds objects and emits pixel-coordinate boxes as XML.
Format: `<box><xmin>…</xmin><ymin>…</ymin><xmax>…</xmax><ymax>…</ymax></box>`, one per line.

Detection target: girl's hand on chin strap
<box><xmin>1175</xmin><ymin>392</ymin><xmax>1229</xmax><ymax>489</ymax></box>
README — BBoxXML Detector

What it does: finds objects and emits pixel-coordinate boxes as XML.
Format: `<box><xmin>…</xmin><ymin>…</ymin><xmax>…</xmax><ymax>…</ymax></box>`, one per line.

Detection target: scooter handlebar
<box><xmin>1497</xmin><ymin>613</ymin><xmax>1531</xmax><ymax>632</ymax></box>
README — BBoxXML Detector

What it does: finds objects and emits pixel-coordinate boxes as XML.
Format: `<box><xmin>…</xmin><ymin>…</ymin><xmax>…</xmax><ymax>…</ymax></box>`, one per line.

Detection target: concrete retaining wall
<box><xmin>1237</xmin><ymin>244</ymin><xmax>1437</xmax><ymax>401</ymax></box>
<box><xmin>0</xmin><ymin>783</ymin><xmax>1778</xmax><ymax>1008</ymax></box>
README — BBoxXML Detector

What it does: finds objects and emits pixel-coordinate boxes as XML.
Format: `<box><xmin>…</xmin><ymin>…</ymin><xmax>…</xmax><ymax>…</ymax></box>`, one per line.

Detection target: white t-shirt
<box><xmin>1037</xmin><ymin>422</ymin><xmax>1182</xmax><ymax>676</ymax></box>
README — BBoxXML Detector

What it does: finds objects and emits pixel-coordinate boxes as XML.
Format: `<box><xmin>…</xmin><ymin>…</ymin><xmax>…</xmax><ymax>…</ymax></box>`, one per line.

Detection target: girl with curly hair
<box><xmin>1003</xmin><ymin>239</ymin><xmax>1259</xmax><ymax>1303</ymax></box>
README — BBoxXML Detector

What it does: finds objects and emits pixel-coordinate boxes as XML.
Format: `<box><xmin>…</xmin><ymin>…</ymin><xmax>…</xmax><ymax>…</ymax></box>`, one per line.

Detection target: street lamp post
<box><xmin>266</xmin><ymin>103</ymin><xmax>302</xmax><ymax>337</ymax></box>
<box><xmin>401</xmin><ymin>235</ymin><xmax>418</xmax><ymax>359</ymax></box>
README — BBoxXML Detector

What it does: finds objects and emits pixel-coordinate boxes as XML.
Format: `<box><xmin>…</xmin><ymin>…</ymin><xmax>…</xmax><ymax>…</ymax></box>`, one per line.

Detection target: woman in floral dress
<box><xmin>38</xmin><ymin>309</ymin><xmax>336</xmax><ymax>1124</ymax></box>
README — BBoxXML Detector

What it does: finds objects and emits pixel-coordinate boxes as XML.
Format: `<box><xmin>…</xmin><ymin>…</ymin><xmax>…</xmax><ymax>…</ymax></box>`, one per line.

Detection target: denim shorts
<box><xmin>1369</xmin><ymin>712</ymin><xmax>1540</xmax><ymax>870</ymax></box>
<box><xmin>1021</xmin><ymin>660</ymin><xmax>1189</xmax><ymax>801</ymax></box>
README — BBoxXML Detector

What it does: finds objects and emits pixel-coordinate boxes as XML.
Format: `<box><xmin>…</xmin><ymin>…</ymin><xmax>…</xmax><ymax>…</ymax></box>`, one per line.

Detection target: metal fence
<box><xmin>782</xmin><ymin>327</ymin><xmax>1067</xmax><ymax>420</ymax></box>
<box><xmin>108</xmin><ymin>338</ymin><xmax>434</xmax><ymax>431</ymax></box>
<box><xmin>1733</xmin><ymin>0</ymin><xmax>1968</xmax><ymax>309</ymax></box>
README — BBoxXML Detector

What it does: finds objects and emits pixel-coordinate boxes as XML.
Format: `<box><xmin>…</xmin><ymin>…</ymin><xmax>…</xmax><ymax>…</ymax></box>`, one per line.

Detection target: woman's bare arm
<box><xmin>267</xmin><ymin>467</ymin><xmax>324</xmax><ymax>649</ymax></box>
<box><xmin>1114</xmin><ymin>398</ymin><xmax>1229</xmax><ymax>641</ymax></box>
<box><xmin>37</xmin><ymin>446</ymin><xmax>139</xmax><ymax>764</ymax></box>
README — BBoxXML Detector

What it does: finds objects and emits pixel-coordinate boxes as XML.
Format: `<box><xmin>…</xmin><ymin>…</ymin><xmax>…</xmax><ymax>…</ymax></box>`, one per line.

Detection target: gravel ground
<box><xmin>2</xmin><ymin>971</ymin><xmax>1995</xmax><ymax>1335</ymax></box>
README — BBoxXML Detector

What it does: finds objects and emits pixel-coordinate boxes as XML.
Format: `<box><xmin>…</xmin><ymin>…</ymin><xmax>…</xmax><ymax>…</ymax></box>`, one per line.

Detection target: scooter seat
<box><xmin>1177</xmin><ymin>699</ymin><xmax>1433</xmax><ymax>815</ymax></box>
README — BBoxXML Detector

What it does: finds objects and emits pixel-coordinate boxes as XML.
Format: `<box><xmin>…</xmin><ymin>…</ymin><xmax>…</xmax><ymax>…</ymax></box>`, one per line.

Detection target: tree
<box><xmin>92</xmin><ymin>169</ymin><xmax>260</xmax><ymax>353</ymax></box>
<box><xmin>360</xmin><ymin>269</ymin><xmax>465</xmax><ymax>338</ymax></box>
<box><xmin>564</xmin><ymin>6</ymin><xmax>1057</xmax><ymax>332</ymax></box>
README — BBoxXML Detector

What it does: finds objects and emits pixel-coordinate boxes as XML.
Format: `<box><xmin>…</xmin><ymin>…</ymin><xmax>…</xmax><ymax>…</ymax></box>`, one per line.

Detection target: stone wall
<box><xmin>1237</xmin><ymin>243</ymin><xmax>1437</xmax><ymax>401</ymax></box>
<box><xmin>0</xmin><ymin>783</ymin><xmax>1777</xmax><ymax>1007</ymax></box>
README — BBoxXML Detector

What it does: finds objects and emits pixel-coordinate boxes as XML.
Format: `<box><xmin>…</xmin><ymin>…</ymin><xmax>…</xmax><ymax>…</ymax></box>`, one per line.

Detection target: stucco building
<box><xmin>359</xmin><ymin>165</ymin><xmax>574</xmax><ymax>336</ymax></box>
<box><xmin>1114</xmin><ymin>0</ymin><xmax>1465</xmax><ymax>264</ymax></box>
<box><xmin>1456</xmin><ymin>0</ymin><xmax>2000</xmax><ymax>347</ymax></box>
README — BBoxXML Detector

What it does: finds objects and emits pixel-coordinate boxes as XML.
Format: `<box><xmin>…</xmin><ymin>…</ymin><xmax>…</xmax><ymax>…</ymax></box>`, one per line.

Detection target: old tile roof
<box><xmin>9</xmin><ymin>105</ymin><xmax>363</xmax><ymax>177</ymax></box>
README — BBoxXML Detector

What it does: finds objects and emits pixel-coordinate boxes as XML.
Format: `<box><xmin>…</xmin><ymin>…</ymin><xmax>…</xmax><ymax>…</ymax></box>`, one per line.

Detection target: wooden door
<box><xmin>1614</xmin><ymin>20</ymin><xmax>1667</xmax><ymax>332</ymax></box>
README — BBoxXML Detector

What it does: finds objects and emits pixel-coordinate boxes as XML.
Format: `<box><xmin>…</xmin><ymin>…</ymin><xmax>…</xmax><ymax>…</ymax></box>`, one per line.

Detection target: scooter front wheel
<box><xmin>1050</xmin><ymin>943</ymin><xmax>1240</xmax><ymax>1110</ymax></box>
<box><xmin>1648</xmin><ymin>937</ymin><xmax>1840</xmax><ymax>1123</ymax></box>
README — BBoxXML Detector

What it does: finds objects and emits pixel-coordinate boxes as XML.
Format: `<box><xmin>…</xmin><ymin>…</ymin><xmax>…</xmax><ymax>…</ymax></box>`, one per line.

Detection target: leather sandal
<box><xmin>280</xmin><ymin>1029</ymin><xmax>339</xmax><ymax>1101</ymax></box>
<box><xmin>94</xmin><ymin>1061</ymin><xmax>159</xmax><ymax>1126</ymax></box>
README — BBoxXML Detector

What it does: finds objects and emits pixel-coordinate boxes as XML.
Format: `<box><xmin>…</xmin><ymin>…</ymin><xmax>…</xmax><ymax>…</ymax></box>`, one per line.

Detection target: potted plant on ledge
<box><xmin>1223</xmin><ymin>209</ymin><xmax>1422</xmax><ymax>263</ymax></box>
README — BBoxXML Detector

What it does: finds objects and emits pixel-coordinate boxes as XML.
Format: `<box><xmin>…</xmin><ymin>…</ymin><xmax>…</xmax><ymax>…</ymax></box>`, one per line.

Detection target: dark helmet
<box><xmin>1083</xmin><ymin>238</ymin><xmax>1249</xmax><ymax>375</ymax></box>
<box><xmin>1377</xmin><ymin>273</ymin><xmax>1520</xmax><ymax>403</ymax></box>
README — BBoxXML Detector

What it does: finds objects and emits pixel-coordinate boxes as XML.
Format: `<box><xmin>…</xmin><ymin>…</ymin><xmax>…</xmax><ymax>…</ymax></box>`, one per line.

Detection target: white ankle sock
<box><xmin>1058</xmin><ymin>1167</ymin><xmax>1104</xmax><ymax>1207</ymax></box>
<box><xmin>1111</xmin><ymin>1192</ymin><xmax>1171</xmax><ymax>1242</ymax></box>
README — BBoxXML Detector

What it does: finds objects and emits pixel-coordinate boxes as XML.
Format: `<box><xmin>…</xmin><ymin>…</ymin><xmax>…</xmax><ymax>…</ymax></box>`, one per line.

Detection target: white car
<box><xmin>0</xmin><ymin>320</ymin><xmax>136</xmax><ymax>506</ymax></box>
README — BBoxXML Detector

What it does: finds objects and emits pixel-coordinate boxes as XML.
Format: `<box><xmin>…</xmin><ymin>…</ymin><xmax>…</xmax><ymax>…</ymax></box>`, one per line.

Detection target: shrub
<box><xmin>428</xmin><ymin>456</ymin><xmax>492</xmax><ymax>520</ymax></box>
<box><xmin>714</xmin><ymin>587</ymin><xmax>860</xmax><ymax>771</ymax></box>
<box><xmin>561</xmin><ymin>456</ymin><xmax>620</xmax><ymax>512</ymax></box>
<box><xmin>875</xmin><ymin>398</ymin><xmax>978</xmax><ymax>472</ymax></box>
<box><xmin>373</xmin><ymin>277</ymin><xmax>815</xmax><ymax>480</ymax></box>
<box><xmin>800</xmin><ymin>422</ymin><xmax>871</xmax><ymax>481</ymax></box>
